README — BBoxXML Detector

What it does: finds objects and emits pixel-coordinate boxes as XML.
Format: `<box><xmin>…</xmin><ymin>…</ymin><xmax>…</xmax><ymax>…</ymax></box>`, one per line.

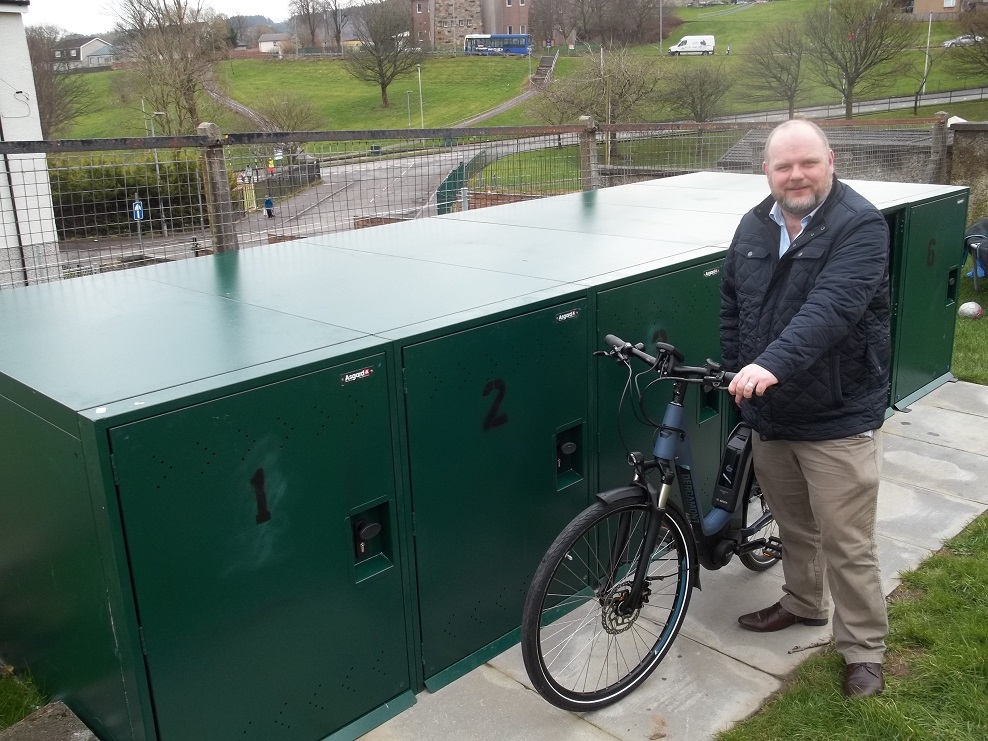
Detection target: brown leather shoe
<box><xmin>737</xmin><ymin>602</ymin><xmax>829</xmax><ymax>632</ymax></box>
<box><xmin>844</xmin><ymin>662</ymin><xmax>884</xmax><ymax>697</ymax></box>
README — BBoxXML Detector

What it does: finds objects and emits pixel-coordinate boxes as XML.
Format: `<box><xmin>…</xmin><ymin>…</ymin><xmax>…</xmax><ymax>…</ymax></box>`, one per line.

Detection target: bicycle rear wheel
<box><xmin>521</xmin><ymin>498</ymin><xmax>695</xmax><ymax>711</ymax></box>
<box><xmin>738</xmin><ymin>479</ymin><xmax>781</xmax><ymax>571</ymax></box>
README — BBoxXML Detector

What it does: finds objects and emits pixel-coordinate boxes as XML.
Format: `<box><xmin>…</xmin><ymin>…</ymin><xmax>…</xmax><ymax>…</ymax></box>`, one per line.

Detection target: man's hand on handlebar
<box><xmin>727</xmin><ymin>363</ymin><xmax>779</xmax><ymax>406</ymax></box>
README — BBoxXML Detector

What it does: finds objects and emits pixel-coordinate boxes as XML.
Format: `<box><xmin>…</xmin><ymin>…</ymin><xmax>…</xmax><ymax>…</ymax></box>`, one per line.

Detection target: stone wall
<box><xmin>951</xmin><ymin>123</ymin><xmax>988</xmax><ymax>222</ymax></box>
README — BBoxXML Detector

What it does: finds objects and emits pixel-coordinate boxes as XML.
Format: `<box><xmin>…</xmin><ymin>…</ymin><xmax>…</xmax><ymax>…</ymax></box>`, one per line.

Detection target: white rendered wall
<box><xmin>0</xmin><ymin>7</ymin><xmax>60</xmax><ymax>289</ymax></box>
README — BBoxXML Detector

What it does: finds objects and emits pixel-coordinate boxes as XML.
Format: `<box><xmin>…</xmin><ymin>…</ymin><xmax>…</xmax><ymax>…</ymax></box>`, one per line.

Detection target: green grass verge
<box><xmin>0</xmin><ymin>668</ymin><xmax>43</xmax><ymax>731</ymax></box>
<box><xmin>217</xmin><ymin>55</ymin><xmax>530</xmax><ymax>130</ymax></box>
<box><xmin>953</xmin><ymin>255</ymin><xmax>988</xmax><ymax>385</ymax></box>
<box><xmin>65</xmin><ymin>69</ymin><xmax>253</xmax><ymax>139</ymax></box>
<box><xmin>719</xmin><ymin>510</ymin><xmax>988</xmax><ymax>741</ymax></box>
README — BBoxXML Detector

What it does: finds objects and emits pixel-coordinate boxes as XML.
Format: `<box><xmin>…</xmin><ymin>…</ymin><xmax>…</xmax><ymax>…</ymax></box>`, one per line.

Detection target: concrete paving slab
<box><xmin>486</xmin><ymin>636</ymin><xmax>781</xmax><ymax>741</ymax></box>
<box><xmin>906</xmin><ymin>380</ymin><xmax>988</xmax><ymax>417</ymax></box>
<box><xmin>884</xmin><ymin>404</ymin><xmax>988</xmax><ymax>457</ymax></box>
<box><xmin>361</xmin><ymin>664</ymin><xmax>617</xmax><ymax>741</ymax></box>
<box><xmin>876</xmin><ymin>533</ymin><xmax>934</xmax><ymax>594</ymax></box>
<box><xmin>578</xmin><ymin>637</ymin><xmax>781</xmax><ymax>741</ymax></box>
<box><xmin>881</xmin><ymin>433</ymin><xmax>988</xmax><ymax>505</ymax></box>
<box><xmin>676</xmin><ymin>562</ymin><xmax>829</xmax><ymax>679</ymax></box>
<box><xmin>875</xmin><ymin>480</ymin><xmax>985</xmax><ymax>551</ymax></box>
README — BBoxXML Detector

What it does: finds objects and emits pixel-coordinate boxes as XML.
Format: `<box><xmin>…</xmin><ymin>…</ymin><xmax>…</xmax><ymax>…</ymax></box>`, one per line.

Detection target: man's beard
<box><xmin>781</xmin><ymin>190</ymin><xmax>821</xmax><ymax>217</ymax></box>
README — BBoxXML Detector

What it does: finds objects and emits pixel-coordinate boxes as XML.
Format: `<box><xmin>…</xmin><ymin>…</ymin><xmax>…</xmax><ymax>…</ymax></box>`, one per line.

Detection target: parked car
<box><xmin>943</xmin><ymin>34</ymin><xmax>985</xmax><ymax>48</ymax></box>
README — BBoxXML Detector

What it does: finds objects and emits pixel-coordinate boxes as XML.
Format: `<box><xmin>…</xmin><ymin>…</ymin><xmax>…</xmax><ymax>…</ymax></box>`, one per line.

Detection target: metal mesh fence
<box><xmin>0</xmin><ymin>118</ymin><xmax>948</xmax><ymax>290</ymax></box>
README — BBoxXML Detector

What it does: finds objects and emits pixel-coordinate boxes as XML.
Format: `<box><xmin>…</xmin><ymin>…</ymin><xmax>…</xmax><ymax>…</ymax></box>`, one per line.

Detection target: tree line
<box><xmin>533</xmin><ymin>0</ymin><xmax>988</xmax><ymax>126</ymax></box>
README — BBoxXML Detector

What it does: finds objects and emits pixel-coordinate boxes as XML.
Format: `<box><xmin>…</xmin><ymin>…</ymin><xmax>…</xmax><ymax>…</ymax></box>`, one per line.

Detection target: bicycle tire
<box><xmin>738</xmin><ymin>478</ymin><xmax>781</xmax><ymax>572</ymax></box>
<box><xmin>521</xmin><ymin>498</ymin><xmax>695</xmax><ymax>711</ymax></box>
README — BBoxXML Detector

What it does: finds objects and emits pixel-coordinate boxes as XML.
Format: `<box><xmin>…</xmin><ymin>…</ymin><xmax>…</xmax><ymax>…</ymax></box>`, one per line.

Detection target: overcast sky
<box><xmin>22</xmin><ymin>0</ymin><xmax>292</xmax><ymax>36</ymax></box>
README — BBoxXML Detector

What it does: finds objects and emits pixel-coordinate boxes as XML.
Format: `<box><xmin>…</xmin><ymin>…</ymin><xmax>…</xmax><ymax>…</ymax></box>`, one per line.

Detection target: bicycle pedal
<box><xmin>763</xmin><ymin>537</ymin><xmax>782</xmax><ymax>560</ymax></box>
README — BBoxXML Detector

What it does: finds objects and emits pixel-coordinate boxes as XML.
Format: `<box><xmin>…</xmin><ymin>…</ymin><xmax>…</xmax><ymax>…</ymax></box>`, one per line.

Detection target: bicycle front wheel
<box><xmin>521</xmin><ymin>498</ymin><xmax>695</xmax><ymax>711</ymax></box>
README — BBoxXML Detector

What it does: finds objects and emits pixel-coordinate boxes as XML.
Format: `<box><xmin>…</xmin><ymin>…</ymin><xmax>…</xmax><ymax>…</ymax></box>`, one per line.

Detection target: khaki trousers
<box><xmin>751</xmin><ymin>432</ymin><xmax>888</xmax><ymax>664</ymax></box>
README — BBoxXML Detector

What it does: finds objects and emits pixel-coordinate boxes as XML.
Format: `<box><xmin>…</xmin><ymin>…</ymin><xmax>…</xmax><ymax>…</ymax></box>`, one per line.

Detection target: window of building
<box><xmin>70</xmin><ymin>49</ymin><xmax>78</xmax><ymax>57</ymax></box>
<box><xmin>506</xmin><ymin>0</ymin><xmax>512</xmax><ymax>5</ymax></box>
<box><xmin>416</xmin><ymin>2</ymin><xmax>422</xmax><ymax>11</ymax></box>
<box><xmin>55</xmin><ymin>50</ymin><xmax>62</xmax><ymax>58</ymax></box>
<box><xmin>521</xmin><ymin>25</ymin><xmax>526</xmax><ymax>34</ymax></box>
<box><xmin>508</xmin><ymin>25</ymin><xmax>513</xmax><ymax>33</ymax></box>
<box><xmin>520</xmin><ymin>0</ymin><xmax>525</xmax><ymax>5</ymax></box>
<box><xmin>944</xmin><ymin>0</ymin><xmax>957</xmax><ymax>6</ymax></box>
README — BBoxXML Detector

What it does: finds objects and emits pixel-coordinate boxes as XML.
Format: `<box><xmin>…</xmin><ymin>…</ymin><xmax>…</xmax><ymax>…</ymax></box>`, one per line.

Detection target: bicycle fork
<box><xmin>598</xmin><ymin>460</ymin><xmax>675</xmax><ymax>616</ymax></box>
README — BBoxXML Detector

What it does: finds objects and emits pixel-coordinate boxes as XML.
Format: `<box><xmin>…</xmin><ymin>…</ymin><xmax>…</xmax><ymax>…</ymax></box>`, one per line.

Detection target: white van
<box><xmin>668</xmin><ymin>35</ymin><xmax>716</xmax><ymax>56</ymax></box>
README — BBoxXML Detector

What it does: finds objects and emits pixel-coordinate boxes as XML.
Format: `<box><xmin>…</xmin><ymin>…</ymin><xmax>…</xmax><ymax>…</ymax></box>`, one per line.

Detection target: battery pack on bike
<box><xmin>712</xmin><ymin>424</ymin><xmax>753</xmax><ymax>512</ymax></box>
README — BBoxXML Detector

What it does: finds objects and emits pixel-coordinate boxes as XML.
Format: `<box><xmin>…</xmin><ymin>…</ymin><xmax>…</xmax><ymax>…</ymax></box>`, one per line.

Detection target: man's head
<box><xmin>763</xmin><ymin>120</ymin><xmax>834</xmax><ymax>219</ymax></box>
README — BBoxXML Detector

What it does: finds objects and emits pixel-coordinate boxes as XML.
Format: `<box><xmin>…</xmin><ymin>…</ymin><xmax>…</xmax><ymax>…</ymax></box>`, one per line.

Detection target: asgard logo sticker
<box><xmin>555</xmin><ymin>308</ymin><xmax>580</xmax><ymax>323</ymax></box>
<box><xmin>341</xmin><ymin>367</ymin><xmax>374</xmax><ymax>385</ymax></box>
<box><xmin>704</xmin><ymin>268</ymin><xmax>720</xmax><ymax>278</ymax></box>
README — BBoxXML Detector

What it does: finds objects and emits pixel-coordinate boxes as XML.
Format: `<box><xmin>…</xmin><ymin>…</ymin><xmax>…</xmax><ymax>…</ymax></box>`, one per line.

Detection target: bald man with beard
<box><xmin>720</xmin><ymin>120</ymin><xmax>890</xmax><ymax>698</ymax></box>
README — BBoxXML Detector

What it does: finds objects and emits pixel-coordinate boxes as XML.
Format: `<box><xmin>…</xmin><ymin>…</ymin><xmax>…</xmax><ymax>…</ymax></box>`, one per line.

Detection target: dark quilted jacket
<box><xmin>720</xmin><ymin>177</ymin><xmax>891</xmax><ymax>441</ymax></box>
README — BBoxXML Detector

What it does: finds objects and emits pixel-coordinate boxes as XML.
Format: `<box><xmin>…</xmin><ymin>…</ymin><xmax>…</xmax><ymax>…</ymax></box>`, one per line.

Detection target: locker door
<box><xmin>110</xmin><ymin>356</ymin><xmax>409</xmax><ymax>740</ymax></box>
<box><xmin>891</xmin><ymin>196</ymin><xmax>967</xmax><ymax>406</ymax></box>
<box><xmin>596</xmin><ymin>260</ymin><xmax>727</xmax><ymax>506</ymax></box>
<box><xmin>403</xmin><ymin>300</ymin><xmax>589</xmax><ymax>683</ymax></box>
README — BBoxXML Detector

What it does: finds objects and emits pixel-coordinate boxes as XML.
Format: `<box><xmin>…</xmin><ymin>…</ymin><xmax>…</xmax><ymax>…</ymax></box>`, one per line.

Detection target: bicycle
<box><xmin>521</xmin><ymin>334</ymin><xmax>781</xmax><ymax>711</ymax></box>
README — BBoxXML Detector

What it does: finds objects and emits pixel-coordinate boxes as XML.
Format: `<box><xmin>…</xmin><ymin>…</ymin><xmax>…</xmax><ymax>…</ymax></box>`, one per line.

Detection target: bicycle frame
<box><xmin>597</xmin><ymin>337</ymin><xmax>777</xmax><ymax>610</ymax></box>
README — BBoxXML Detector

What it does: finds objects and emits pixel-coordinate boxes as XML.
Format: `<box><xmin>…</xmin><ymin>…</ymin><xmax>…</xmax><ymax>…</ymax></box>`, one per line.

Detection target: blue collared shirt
<box><xmin>768</xmin><ymin>201</ymin><xmax>821</xmax><ymax>258</ymax></box>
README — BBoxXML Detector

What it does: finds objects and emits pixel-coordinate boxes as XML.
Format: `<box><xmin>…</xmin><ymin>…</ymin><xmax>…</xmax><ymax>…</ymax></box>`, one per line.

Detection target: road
<box><xmin>57</xmin><ymin>86</ymin><xmax>988</xmax><ymax>269</ymax></box>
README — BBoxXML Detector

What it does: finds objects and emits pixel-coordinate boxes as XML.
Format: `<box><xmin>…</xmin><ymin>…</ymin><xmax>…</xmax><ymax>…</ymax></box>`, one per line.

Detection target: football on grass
<box><xmin>958</xmin><ymin>301</ymin><xmax>984</xmax><ymax>319</ymax></box>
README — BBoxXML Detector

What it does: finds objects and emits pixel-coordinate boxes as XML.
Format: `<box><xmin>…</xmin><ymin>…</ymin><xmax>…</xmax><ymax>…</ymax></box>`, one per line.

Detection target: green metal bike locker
<box><xmin>0</xmin><ymin>271</ymin><xmax>414</xmax><ymax>741</ymax></box>
<box><xmin>105</xmin><ymin>241</ymin><xmax>595</xmax><ymax>694</ymax></box>
<box><xmin>884</xmin><ymin>189</ymin><xmax>969</xmax><ymax>409</ymax></box>
<box><xmin>0</xmin><ymin>172</ymin><xmax>970</xmax><ymax>741</ymax></box>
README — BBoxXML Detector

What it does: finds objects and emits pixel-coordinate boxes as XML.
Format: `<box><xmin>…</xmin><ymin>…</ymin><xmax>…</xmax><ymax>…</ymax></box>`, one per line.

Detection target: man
<box><xmin>720</xmin><ymin>119</ymin><xmax>890</xmax><ymax>698</ymax></box>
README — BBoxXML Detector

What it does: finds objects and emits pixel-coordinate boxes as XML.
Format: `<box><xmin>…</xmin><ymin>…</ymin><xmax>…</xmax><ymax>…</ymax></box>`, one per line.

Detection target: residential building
<box><xmin>411</xmin><ymin>0</ymin><xmax>528</xmax><ymax>51</ymax></box>
<box><xmin>52</xmin><ymin>37</ymin><xmax>115</xmax><ymax>70</ymax></box>
<box><xmin>258</xmin><ymin>32</ymin><xmax>292</xmax><ymax>53</ymax></box>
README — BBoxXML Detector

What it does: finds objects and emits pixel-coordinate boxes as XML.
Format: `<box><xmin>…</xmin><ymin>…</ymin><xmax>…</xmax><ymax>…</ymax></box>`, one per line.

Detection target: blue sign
<box><xmin>133</xmin><ymin>201</ymin><xmax>144</xmax><ymax>220</ymax></box>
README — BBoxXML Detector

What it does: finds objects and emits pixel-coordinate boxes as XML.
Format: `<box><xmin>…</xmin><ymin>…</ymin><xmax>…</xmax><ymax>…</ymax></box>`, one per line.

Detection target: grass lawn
<box><xmin>953</xmin><ymin>257</ymin><xmax>988</xmax><ymax>386</ymax></box>
<box><xmin>0</xmin><ymin>667</ymin><xmax>42</xmax><ymax>731</ymax></box>
<box><xmin>719</xmin><ymin>510</ymin><xmax>988</xmax><ymax>741</ymax></box>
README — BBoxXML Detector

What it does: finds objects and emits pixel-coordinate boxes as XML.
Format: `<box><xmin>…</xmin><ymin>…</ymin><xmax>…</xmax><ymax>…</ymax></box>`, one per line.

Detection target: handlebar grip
<box><xmin>604</xmin><ymin>334</ymin><xmax>626</xmax><ymax>349</ymax></box>
<box><xmin>723</xmin><ymin>371</ymin><xmax>737</xmax><ymax>385</ymax></box>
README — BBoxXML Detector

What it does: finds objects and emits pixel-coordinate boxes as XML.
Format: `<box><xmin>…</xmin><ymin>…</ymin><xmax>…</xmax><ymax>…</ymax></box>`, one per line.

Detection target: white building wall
<box><xmin>0</xmin><ymin>6</ymin><xmax>60</xmax><ymax>288</ymax></box>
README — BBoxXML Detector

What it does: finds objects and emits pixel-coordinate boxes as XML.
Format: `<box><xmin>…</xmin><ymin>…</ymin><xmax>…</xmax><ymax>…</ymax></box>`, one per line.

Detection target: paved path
<box><xmin>363</xmin><ymin>380</ymin><xmax>988</xmax><ymax>740</ymax></box>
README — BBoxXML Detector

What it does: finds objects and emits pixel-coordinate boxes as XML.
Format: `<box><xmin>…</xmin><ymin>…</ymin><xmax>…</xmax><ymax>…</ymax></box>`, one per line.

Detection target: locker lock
<box><xmin>557</xmin><ymin>441</ymin><xmax>578</xmax><ymax>471</ymax></box>
<box><xmin>353</xmin><ymin>519</ymin><xmax>382</xmax><ymax>559</ymax></box>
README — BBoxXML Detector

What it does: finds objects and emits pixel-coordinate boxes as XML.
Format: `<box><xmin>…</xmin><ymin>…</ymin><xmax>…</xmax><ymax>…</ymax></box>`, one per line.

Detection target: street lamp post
<box><xmin>149</xmin><ymin>111</ymin><xmax>167</xmax><ymax>237</ymax></box>
<box><xmin>417</xmin><ymin>64</ymin><xmax>424</xmax><ymax>128</ymax></box>
<box><xmin>406</xmin><ymin>90</ymin><xmax>413</xmax><ymax>128</ymax></box>
<box><xmin>923</xmin><ymin>12</ymin><xmax>933</xmax><ymax>97</ymax></box>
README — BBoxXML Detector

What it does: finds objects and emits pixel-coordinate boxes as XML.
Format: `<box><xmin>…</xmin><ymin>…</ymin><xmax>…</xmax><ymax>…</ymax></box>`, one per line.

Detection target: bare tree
<box><xmin>658</xmin><ymin>61</ymin><xmax>734</xmax><ymax>122</ymax></box>
<box><xmin>322</xmin><ymin>0</ymin><xmax>350</xmax><ymax>52</ymax></box>
<box><xmin>907</xmin><ymin>45</ymin><xmax>946</xmax><ymax>115</ymax></box>
<box><xmin>949</xmin><ymin>7</ymin><xmax>988</xmax><ymax>78</ymax></box>
<box><xmin>290</xmin><ymin>0</ymin><xmax>321</xmax><ymax>47</ymax></box>
<box><xmin>741</xmin><ymin>19</ymin><xmax>807</xmax><ymax>120</ymax></box>
<box><xmin>256</xmin><ymin>92</ymin><xmax>322</xmax><ymax>131</ymax></box>
<box><xmin>343</xmin><ymin>0</ymin><xmax>424</xmax><ymax>107</ymax></box>
<box><xmin>529</xmin><ymin>46</ymin><xmax>662</xmax><ymax>125</ymax></box>
<box><xmin>114</xmin><ymin>0</ymin><xmax>230</xmax><ymax>134</ymax></box>
<box><xmin>25</xmin><ymin>25</ymin><xmax>95</xmax><ymax>138</ymax></box>
<box><xmin>803</xmin><ymin>0</ymin><xmax>916</xmax><ymax>120</ymax></box>
<box><xmin>228</xmin><ymin>14</ymin><xmax>251</xmax><ymax>46</ymax></box>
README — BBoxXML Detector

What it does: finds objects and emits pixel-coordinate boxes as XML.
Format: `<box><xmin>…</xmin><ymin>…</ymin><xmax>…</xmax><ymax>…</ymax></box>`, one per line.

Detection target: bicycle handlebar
<box><xmin>603</xmin><ymin>334</ymin><xmax>736</xmax><ymax>388</ymax></box>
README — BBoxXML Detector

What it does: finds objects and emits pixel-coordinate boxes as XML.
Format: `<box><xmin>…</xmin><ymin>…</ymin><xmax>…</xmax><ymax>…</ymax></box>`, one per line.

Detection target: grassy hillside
<box><xmin>62</xmin><ymin>0</ymin><xmax>983</xmax><ymax>138</ymax></box>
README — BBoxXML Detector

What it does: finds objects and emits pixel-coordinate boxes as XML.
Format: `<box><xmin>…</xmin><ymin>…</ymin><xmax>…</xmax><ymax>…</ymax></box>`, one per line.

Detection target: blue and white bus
<box><xmin>463</xmin><ymin>34</ymin><xmax>532</xmax><ymax>56</ymax></box>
